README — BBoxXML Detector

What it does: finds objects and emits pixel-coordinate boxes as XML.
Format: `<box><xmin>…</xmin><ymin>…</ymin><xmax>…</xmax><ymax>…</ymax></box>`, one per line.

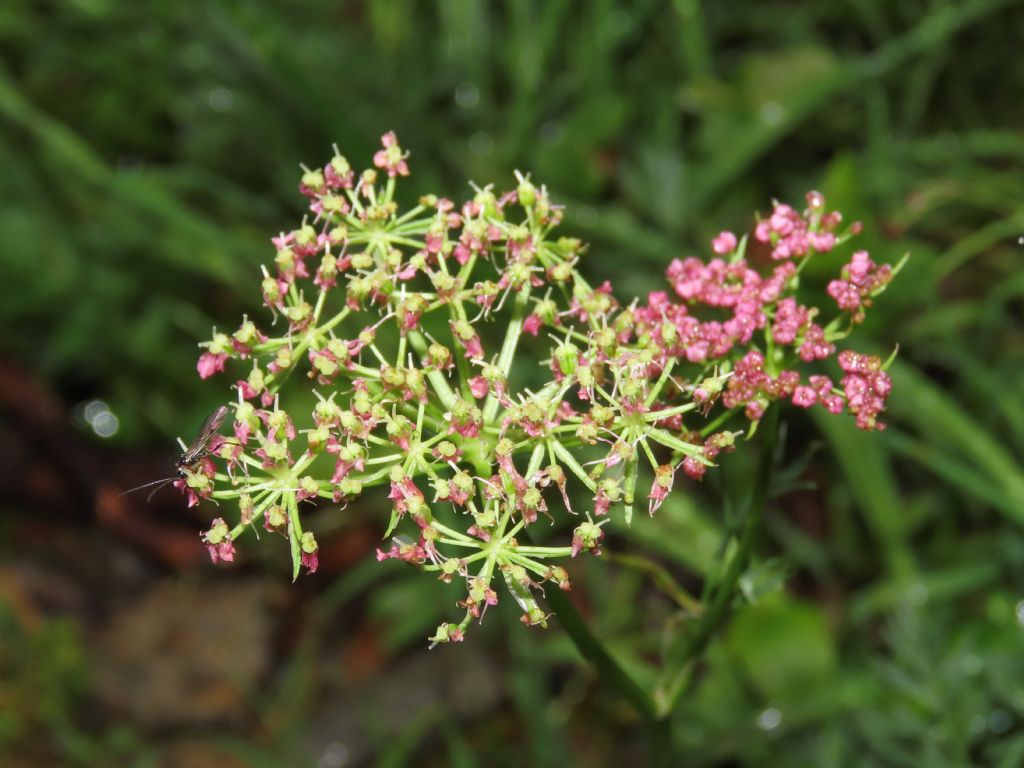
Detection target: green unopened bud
<box><xmin>474</xmin><ymin>188</ymin><xmax>498</xmax><ymax>218</ymax></box>
<box><xmin>330</xmin><ymin>153</ymin><xmax>350</xmax><ymax>177</ymax></box>
<box><xmin>522</xmin><ymin>487</ymin><xmax>543</xmax><ymax>509</ymax></box>
<box><xmin>299</xmin><ymin>476</ymin><xmax>319</xmax><ymax>497</ymax></box>
<box><xmin>548</xmin><ymin>260</ymin><xmax>573</xmax><ymax>283</ymax></box>
<box><xmin>300</xmin><ymin>531</ymin><xmax>318</xmax><ymax>554</ymax></box>
<box><xmin>273</xmin><ymin>347</ymin><xmax>293</xmax><ymax>372</ymax></box>
<box><xmin>301</xmin><ymin>168</ymin><xmax>325</xmax><ymax>191</ymax></box>
<box><xmin>247</xmin><ymin>364</ymin><xmax>265</xmax><ymax>394</ymax></box>
<box><xmin>555</xmin><ymin>342</ymin><xmax>579</xmax><ymax>375</ymax></box>
<box><xmin>296</xmin><ymin>224</ymin><xmax>317</xmax><ymax>248</ymax></box>
<box><xmin>262</xmin><ymin>276</ymin><xmax>282</xmax><ymax>303</ymax></box>
<box><xmin>307</xmin><ymin>424</ymin><xmax>330</xmax><ymax>451</ymax></box>
<box><xmin>576</xmin><ymin>421</ymin><xmax>599</xmax><ymax>443</ymax></box>
<box><xmin>620</xmin><ymin>379</ymin><xmax>642</xmax><ymax>400</ymax></box>
<box><xmin>313</xmin><ymin>355</ymin><xmax>338</xmax><ymax>377</ymax></box>
<box><xmin>239</xmin><ymin>494</ymin><xmax>255</xmax><ymax>524</ymax></box>
<box><xmin>234</xmin><ymin>400</ymin><xmax>255</xmax><ymax>424</ymax></box>
<box><xmin>406</xmin><ymin>495</ymin><xmax>429</xmax><ymax>519</ymax></box>
<box><xmin>522</xmin><ymin>607</ymin><xmax>548</xmax><ymax>627</ymax></box>
<box><xmin>205</xmin><ymin>518</ymin><xmax>229</xmax><ymax>544</ymax></box>
<box><xmin>284</xmin><ymin>301</ymin><xmax>312</xmax><ymax>325</ymax></box>
<box><xmin>207</xmin><ymin>332</ymin><xmax>231</xmax><ymax>356</ymax></box>
<box><xmin>260</xmin><ymin>438</ymin><xmax>288</xmax><ymax>463</ymax></box>
<box><xmin>517</xmin><ymin>176</ymin><xmax>536</xmax><ymax>207</ymax></box>
<box><xmin>319</xmin><ymin>252</ymin><xmax>337</xmax><ymax>277</ymax></box>
<box><xmin>599</xmin><ymin>478</ymin><xmax>622</xmax><ymax>501</ymax></box>
<box><xmin>435</xmin><ymin>441</ymin><xmax>459</xmax><ymax>460</ymax></box>
<box><xmin>428</xmin><ymin>622</ymin><xmax>462</xmax><ymax>645</ymax></box>
<box><xmin>233</xmin><ymin>318</ymin><xmax>260</xmax><ymax>346</ymax></box>
<box><xmin>267</xmin><ymin>505</ymin><xmax>287</xmax><ymax>528</ymax></box>
<box><xmin>452</xmin><ymin>471</ymin><xmax>474</xmax><ymax>493</ymax></box>
<box><xmin>433</xmin><ymin>477</ymin><xmax>451</xmax><ymax>500</ymax></box>
<box><xmin>321</xmin><ymin>194</ymin><xmax>346</xmax><ymax>214</ymax></box>
<box><xmin>351</xmin><ymin>252</ymin><xmax>374</xmax><ymax>270</ymax></box>
<box><xmin>338</xmin><ymin>478</ymin><xmax>363</xmax><ymax>497</ymax></box>
<box><xmin>556</xmin><ymin>237</ymin><xmax>583</xmax><ymax>254</ymax></box>
<box><xmin>428</xmin><ymin>342</ymin><xmax>451</xmax><ymax>368</ymax></box>
<box><xmin>453</xmin><ymin>319</ymin><xmax>475</xmax><ymax>341</ymax></box>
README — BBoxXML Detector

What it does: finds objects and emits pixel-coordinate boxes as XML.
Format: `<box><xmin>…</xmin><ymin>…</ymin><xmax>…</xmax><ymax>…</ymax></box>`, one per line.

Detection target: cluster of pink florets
<box><xmin>755</xmin><ymin>193</ymin><xmax>843</xmax><ymax>259</ymax></box>
<box><xmin>186</xmin><ymin>132</ymin><xmax>898</xmax><ymax>643</ymax></box>
<box><xmin>827</xmin><ymin>250</ymin><xmax>895</xmax><ymax>321</ymax></box>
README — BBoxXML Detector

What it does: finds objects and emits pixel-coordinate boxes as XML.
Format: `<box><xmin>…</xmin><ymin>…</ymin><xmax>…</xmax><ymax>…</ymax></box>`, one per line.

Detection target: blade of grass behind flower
<box><xmin>812</xmin><ymin>411</ymin><xmax>915</xmax><ymax>581</ymax></box>
<box><xmin>690</xmin><ymin>0</ymin><xmax>1017</xmax><ymax>213</ymax></box>
<box><xmin>886</xmin><ymin>360</ymin><xmax>1024</xmax><ymax>522</ymax></box>
<box><xmin>882</xmin><ymin>430</ymin><xmax>1024</xmax><ymax>523</ymax></box>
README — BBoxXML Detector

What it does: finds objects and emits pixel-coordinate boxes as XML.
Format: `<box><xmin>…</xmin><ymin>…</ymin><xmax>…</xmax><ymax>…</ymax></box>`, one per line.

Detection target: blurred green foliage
<box><xmin>2</xmin><ymin>0</ymin><xmax>1024</xmax><ymax>765</ymax></box>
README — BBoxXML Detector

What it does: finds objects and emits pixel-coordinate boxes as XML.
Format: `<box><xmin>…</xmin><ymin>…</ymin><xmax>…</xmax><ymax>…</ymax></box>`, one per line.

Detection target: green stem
<box><xmin>482</xmin><ymin>285</ymin><xmax>531</xmax><ymax>423</ymax></box>
<box><xmin>541</xmin><ymin>577</ymin><xmax>659</xmax><ymax>720</ymax></box>
<box><xmin>407</xmin><ymin>330</ymin><xmax>457</xmax><ymax>409</ymax></box>
<box><xmin>653</xmin><ymin>406</ymin><xmax>780</xmax><ymax>717</ymax></box>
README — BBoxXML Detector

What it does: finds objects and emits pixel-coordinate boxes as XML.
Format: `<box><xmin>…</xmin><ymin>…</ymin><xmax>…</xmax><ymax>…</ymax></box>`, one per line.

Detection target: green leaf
<box><xmin>726</xmin><ymin>597</ymin><xmax>836</xmax><ymax>706</ymax></box>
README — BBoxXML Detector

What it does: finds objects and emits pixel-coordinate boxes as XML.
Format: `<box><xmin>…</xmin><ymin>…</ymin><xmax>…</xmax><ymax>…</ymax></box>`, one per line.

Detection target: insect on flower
<box><xmin>121</xmin><ymin>405</ymin><xmax>230</xmax><ymax>501</ymax></box>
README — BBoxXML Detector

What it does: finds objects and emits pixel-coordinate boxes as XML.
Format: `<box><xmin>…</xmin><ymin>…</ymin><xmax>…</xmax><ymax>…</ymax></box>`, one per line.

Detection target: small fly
<box><xmin>121</xmin><ymin>405</ymin><xmax>230</xmax><ymax>501</ymax></box>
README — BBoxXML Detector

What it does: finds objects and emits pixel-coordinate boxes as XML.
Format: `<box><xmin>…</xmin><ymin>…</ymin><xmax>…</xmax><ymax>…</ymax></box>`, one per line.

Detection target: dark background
<box><xmin>2</xmin><ymin>1</ymin><xmax>1024</xmax><ymax>765</ymax></box>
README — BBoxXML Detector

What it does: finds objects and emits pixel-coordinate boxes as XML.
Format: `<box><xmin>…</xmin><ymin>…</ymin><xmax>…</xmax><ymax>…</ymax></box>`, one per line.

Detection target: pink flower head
<box><xmin>448</xmin><ymin>398</ymin><xmax>483</xmax><ymax>438</ymax></box>
<box><xmin>373</xmin><ymin>131</ymin><xmax>410</xmax><ymax>177</ymax></box>
<box><xmin>300</xmin><ymin>532</ymin><xmax>319</xmax><ymax>574</ymax></box>
<box><xmin>202</xmin><ymin>518</ymin><xmax>235</xmax><ymax>564</ymax></box>
<box><xmin>648</xmin><ymin>463</ymin><xmax>677</xmax><ymax>515</ymax></box>
<box><xmin>450</xmin><ymin>320</ymin><xmax>484</xmax><ymax>359</ymax></box>
<box><xmin>838</xmin><ymin>351</ymin><xmax>890</xmax><ymax>430</ymax></box>
<box><xmin>571</xmin><ymin>520</ymin><xmax>605</xmax><ymax>558</ymax></box>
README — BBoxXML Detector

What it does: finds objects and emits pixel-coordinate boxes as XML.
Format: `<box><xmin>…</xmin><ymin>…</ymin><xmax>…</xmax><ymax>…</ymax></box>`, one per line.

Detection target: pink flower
<box><xmin>206</xmin><ymin>540</ymin><xmax>235</xmax><ymax>563</ymax></box>
<box><xmin>373</xmin><ymin>131</ymin><xmax>410</xmax><ymax>178</ymax></box>
<box><xmin>792</xmin><ymin>385</ymin><xmax>817</xmax><ymax>408</ymax></box>
<box><xmin>827</xmin><ymin>279</ymin><xmax>861</xmax><ymax>311</ymax></box>
<box><xmin>202</xmin><ymin>518</ymin><xmax>235</xmax><ymax>564</ymax></box>
<box><xmin>798</xmin><ymin>324</ymin><xmax>835</xmax><ymax>361</ymax></box>
<box><xmin>838</xmin><ymin>351</ymin><xmax>891</xmax><ymax>430</ymax></box>
<box><xmin>682</xmin><ymin>456</ymin><xmax>706</xmax><ymax>480</ymax></box>
<box><xmin>300</xmin><ymin>532</ymin><xmax>319</xmax><ymax>574</ymax></box>
<box><xmin>571</xmin><ymin>520</ymin><xmax>604</xmax><ymax>558</ymax></box>
<box><xmin>712</xmin><ymin>231</ymin><xmax>737</xmax><ymax>254</ymax></box>
<box><xmin>197</xmin><ymin>352</ymin><xmax>228</xmax><ymax>379</ymax></box>
<box><xmin>648</xmin><ymin>464</ymin><xmax>677</xmax><ymax>515</ymax></box>
<box><xmin>468</xmin><ymin>375</ymin><xmax>489</xmax><ymax>399</ymax></box>
<box><xmin>809</xmin><ymin>231</ymin><xmax>835</xmax><ymax>252</ymax></box>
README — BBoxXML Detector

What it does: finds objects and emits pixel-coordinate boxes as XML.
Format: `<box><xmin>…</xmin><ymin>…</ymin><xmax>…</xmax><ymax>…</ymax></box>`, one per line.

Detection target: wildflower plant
<box><xmin>189</xmin><ymin>132</ymin><xmax>900</xmax><ymax>646</ymax></box>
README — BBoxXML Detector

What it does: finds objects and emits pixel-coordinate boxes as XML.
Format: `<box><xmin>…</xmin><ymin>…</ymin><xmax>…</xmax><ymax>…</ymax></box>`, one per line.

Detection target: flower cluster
<box><xmin>183</xmin><ymin>133</ymin><xmax>899</xmax><ymax>643</ymax></box>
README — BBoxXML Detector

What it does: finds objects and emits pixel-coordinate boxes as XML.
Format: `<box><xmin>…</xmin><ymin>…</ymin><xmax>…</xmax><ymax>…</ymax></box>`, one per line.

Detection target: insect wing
<box><xmin>178</xmin><ymin>405</ymin><xmax>230</xmax><ymax>467</ymax></box>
